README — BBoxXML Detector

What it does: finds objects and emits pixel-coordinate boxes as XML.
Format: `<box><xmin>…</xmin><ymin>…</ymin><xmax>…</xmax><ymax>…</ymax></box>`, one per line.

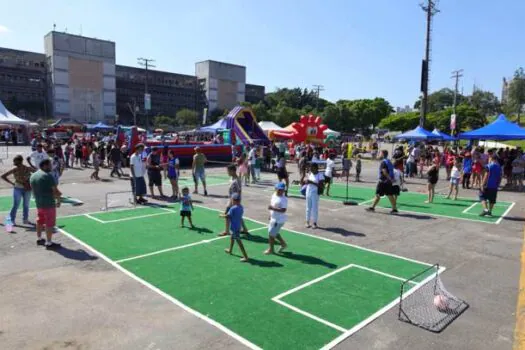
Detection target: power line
<box><xmin>419</xmin><ymin>0</ymin><xmax>439</xmax><ymax>127</ymax></box>
<box><xmin>312</xmin><ymin>84</ymin><xmax>325</xmax><ymax>111</ymax></box>
<box><xmin>137</xmin><ymin>57</ymin><xmax>155</xmax><ymax>129</ymax></box>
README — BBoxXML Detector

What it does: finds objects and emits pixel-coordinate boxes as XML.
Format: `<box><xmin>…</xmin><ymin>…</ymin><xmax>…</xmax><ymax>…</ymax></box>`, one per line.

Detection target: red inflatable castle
<box><xmin>269</xmin><ymin>114</ymin><xmax>328</xmax><ymax>144</ymax></box>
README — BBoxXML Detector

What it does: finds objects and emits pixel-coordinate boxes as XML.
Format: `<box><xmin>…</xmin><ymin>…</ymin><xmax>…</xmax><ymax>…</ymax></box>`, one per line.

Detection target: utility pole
<box><xmin>137</xmin><ymin>57</ymin><xmax>155</xmax><ymax>130</ymax></box>
<box><xmin>451</xmin><ymin>69</ymin><xmax>464</xmax><ymax>117</ymax></box>
<box><xmin>419</xmin><ymin>0</ymin><xmax>439</xmax><ymax>127</ymax></box>
<box><xmin>312</xmin><ymin>84</ymin><xmax>324</xmax><ymax>111</ymax></box>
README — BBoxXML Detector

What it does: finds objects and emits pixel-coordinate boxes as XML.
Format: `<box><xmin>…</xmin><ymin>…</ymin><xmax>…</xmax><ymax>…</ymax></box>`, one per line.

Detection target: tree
<box><xmin>378</xmin><ymin>112</ymin><xmax>420</xmax><ymax>131</ymax></box>
<box><xmin>153</xmin><ymin>115</ymin><xmax>176</xmax><ymax>129</ymax></box>
<box><xmin>469</xmin><ymin>90</ymin><xmax>500</xmax><ymax>117</ymax></box>
<box><xmin>208</xmin><ymin>108</ymin><xmax>225</xmax><ymax>124</ymax></box>
<box><xmin>414</xmin><ymin>88</ymin><xmax>466</xmax><ymax>112</ymax></box>
<box><xmin>507</xmin><ymin>67</ymin><xmax>525</xmax><ymax>123</ymax></box>
<box><xmin>175</xmin><ymin>109</ymin><xmax>199</xmax><ymax>126</ymax></box>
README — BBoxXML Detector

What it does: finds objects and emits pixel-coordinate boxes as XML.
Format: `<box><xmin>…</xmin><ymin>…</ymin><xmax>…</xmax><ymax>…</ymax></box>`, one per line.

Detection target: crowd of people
<box><xmin>2</xmin><ymin>131</ymin><xmax>523</xmax><ymax>259</ymax></box>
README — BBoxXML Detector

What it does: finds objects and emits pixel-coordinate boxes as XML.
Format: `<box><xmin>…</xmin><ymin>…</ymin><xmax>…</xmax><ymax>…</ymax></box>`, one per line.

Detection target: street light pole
<box><xmin>137</xmin><ymin>57</ymin><xmax>156</xmax><ymax>131</ymax></box>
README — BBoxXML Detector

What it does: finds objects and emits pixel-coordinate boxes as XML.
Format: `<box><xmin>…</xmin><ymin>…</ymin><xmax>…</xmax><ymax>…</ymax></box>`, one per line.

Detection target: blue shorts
<box><xmin>230</xmin><ymin>230</ymin><xmax>241</xmax><ymax>240</ymax></box>
<box><xmin>479</xmin><ymin>188</ymin><xmax>498</xmax><ymax>204</ymax></box>
<box><xmin>268</xmin><ymin>221</ymin><xmax>284</xmax><ymax>237</ymax></box>
<box><xmin>450</xmin><ymin>177</ymin><xmax>460</xmax><ymax>185</ymax></box>
<box><xmin>194</xmin><ymin>169</ymin><xmax>206</xmax><ymax>183</ymax></box>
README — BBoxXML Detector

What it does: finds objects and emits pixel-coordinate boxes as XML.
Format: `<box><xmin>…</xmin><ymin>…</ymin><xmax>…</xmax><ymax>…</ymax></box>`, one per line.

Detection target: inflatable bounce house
<box><xmin>269</xmin><ymin>114</ymin><xmax>328</xmax><ymax>144</ymax></box>
<box><xmin>225</xmin><ymin>106</ymin><xmax>270</xmax><ymax>145</ymax></box>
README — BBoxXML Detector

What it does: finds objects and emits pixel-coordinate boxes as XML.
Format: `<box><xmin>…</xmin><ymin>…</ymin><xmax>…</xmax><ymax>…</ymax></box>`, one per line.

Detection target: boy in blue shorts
<box><xmin>224</xmin><ymin>193</ymin><xmax>249</xmax><ymax>262</ymax></box>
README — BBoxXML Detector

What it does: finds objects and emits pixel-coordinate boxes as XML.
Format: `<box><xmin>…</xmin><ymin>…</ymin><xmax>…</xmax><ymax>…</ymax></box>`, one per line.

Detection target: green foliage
<box><xmin>414</xmin><ymin>88</ymin><xmax>467</xmax><ymax>112</ymax></box>
<box><xmin>378</xmin><ymin>112</ymin><xmax>420</xmax><ymax>131</ymax></box>
<box><xmin>153</xmin><ymin>115</ymin><xmax>176</xmax><ymax>129</ymax></box>
<box><xmin>507</xmin><ymin>67</ymin><xmax>525</xmax><ymax>123</ymax></box>
<box><xmin>469</xmin><ymin>90</ymin><xmax>500</xmax><ymax>116</ymax></box>
<box><xmin>175</xmin><ymin>109</ymin><xmax>199</xmax><ymax>126</ymax></box>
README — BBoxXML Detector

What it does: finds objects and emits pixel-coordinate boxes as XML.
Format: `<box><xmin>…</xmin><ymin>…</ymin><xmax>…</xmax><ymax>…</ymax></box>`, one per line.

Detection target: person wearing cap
<box><xmin>223</xmin><ymin>193</ymin><xmax>249</xmax><ymax>262</ymax></box>
<box><xmin>265</xmin><ymin>183</ymin><xmax>288</xmax><ymax>255</ymax></box>
<box><xmin>129</xmin><ymin>143</ymin><xmax>148</xmax><ymax>204</ymax></box>
<box><xmin>192</xmin><ymin>146</ymin><xmax>208</xmax><ymax>196</ymax></box>
<box><xmin>219</xmin><ymin>164</ymin><xmax>249</xmax><ymax>236</ymax></box>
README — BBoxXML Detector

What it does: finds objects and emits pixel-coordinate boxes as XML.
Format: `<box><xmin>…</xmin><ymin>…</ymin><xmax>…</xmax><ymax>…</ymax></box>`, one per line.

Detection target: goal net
<box><xmin>398</xmin><ymin>264</ymin><xmax>469</xmax><ymax>333</ymax></box>
<box><xmin>103</xmin><ymin>191</ymin><xmax>136</xmax><ymax>211</ymax></box>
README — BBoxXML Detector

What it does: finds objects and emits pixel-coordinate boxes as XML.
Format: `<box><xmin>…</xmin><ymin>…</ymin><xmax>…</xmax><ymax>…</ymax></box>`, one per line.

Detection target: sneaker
<box><xmin>36</xmin><ymin>239</ymin><xmax>46</xmax><ymax>246</ymax></box>
<box><xmin>365</xmin><ymin>207</ymin><xmax>375</xmax><ymax>212</ymax></box>
<box><xmin>45</xmin><ymin>242</ymin><xmax>61</xmax><ymax>250</ymax></box>
<box><xmin>479</xmin><ymin>210</ymin><xmax>490</xmax><ymax>217</ymax></box>
<box><xmin>278</xmin><ymin>244</ymin><xmax>287</xmax><ymax>253</ymax></box>
<box><xmin>218</xmin><ymin>232</ymin><xmax>229</xmax><ymax>237</ymax></box>
<box><xmin>390</xmin><ymin>209</ymin><xmax>399</xmax><ymax>214</ymax></box>
<box><xmin>23</xmin><ymin>220</ymin><xmax>34</xmax><ymax>226</ymax></box>
<box><xmin>204</xmin><ymin>190</ymin><xmax>208</xmax><ymax>196</ymax></box>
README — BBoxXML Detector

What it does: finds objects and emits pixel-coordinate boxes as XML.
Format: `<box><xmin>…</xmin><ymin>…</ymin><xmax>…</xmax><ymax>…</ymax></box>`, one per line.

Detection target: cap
<box><xmin>231</xmin><ymin>193</ymin><xmax>240</xmax><ymax>201</ymax></box>
<box><xmin>275</xmin><ymin>182</ymin><xmax>286</xmax><ymax>190</ymax></box>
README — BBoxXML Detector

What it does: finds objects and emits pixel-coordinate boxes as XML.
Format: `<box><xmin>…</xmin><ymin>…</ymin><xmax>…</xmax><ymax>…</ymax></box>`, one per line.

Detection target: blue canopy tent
<box><xmin>93</xmin><ymin>121</ymin><xmax>114</xmax><ymax>130</ymax></box>
<box><xmin>199</xmin><ymin>117</ymin><xmax>228</xmax><ymax>133</ymax></box>
<box><xmin>394</xmin><ymin>126</ymin><xmax>442</xmax><ymax>141</ymax></box>
<box><xmin>432</xmin><ymin>128</ymin><xmax>455</xmax><ymax>141</ymax></box>
<box><xmin>458</xmin><ymin>114</ymin><xmax>525</xmax><ymax>140</ymax></box>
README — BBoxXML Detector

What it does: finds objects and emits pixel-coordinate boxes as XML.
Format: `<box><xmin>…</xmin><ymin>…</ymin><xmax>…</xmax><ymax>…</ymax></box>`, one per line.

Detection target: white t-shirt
<box><xmin>30</xmin><ymin>150</ymin><xmax>49</xmax><ymax>167</ymax></box>
<box><xmin>306</xmin><ymin>172</ymin><xmax>324</xmax><ymax>197</ymax></box>
<box><xmin>325</xmin><ymin>159</ymin><xmax>335</xmax><ymax>177</ymax></box>
<box><xmin>130</xmin><ymin>153</ymin><xmax>146</xmax><ymax>177</ymax></box>
<box><xmin>393</xmin><ymin>168</ymin><xmax>402</xmax><ymax>186</ymax></box>
<box><xmin>270</xmin><ymin>193</ymin><xmax>288</xmax><ymax>224</ymax></box>
<box><xmin>248</xmin><ymin>148</ymin><xmax>256</xmax><ymax>165</ymax></box>
<box><xmin>450</xmin><ymin>166</ymin><xmax>461</xmax><ymax>179</ymax></box>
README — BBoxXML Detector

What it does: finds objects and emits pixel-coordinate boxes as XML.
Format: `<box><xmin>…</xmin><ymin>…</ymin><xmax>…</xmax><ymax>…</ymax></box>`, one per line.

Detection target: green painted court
<box><xmin>288</xmin><ymin>182</ymin><xmax>514</xmax><ymax>224</ymax></box>
<box><xmin>58</xmin><ymin>205</ymin><xmax>437</xmax><ymax>349</ymax></box>
<box><xmin>165</xmin><ymin>173</ymin><xmax>276</xmax><ymax>188</ymax></box>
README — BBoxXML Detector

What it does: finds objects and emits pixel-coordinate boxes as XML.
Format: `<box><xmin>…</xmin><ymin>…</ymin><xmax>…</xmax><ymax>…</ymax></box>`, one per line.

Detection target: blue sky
<box><xmin>1</xmin><ymin>0</ymin><xmax>523</xmax><ymax>107</ymax></box>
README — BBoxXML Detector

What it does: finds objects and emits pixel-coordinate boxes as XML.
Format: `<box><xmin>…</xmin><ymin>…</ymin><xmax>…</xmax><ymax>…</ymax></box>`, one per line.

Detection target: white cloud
<box><xmin>0</xmin><ymin>25</ymin><xmax>10</xmax><ymax>34</ymax></box>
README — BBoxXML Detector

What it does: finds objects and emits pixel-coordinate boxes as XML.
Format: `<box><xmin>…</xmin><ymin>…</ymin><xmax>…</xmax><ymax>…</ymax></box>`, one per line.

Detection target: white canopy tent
<box><xmin>258</xmin><ymin>121</ymin><xmax>285</xmax><ymax>132</ymax></box>
<box><xmin>0</xmin><ymin>100</ymin><xmax>30</xmax><ymax>125</ymax></box>
<box><xmin>323</xmin><ymin>128</ymin><xmax>341</xmax><ymax>137</ymax></box>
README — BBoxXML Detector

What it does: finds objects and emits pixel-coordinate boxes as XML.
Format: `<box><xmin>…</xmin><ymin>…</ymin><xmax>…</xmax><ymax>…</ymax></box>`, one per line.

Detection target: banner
<box><xmin>347</xmin><ymin>143</ymin><xmax>353</xmax><ymax>159</ymax></box>
<box><xmin>202</xmin><ymin>108</ymin><xmax>208</xmax><ymax>125</ymax></box>
<box><xmin>144</xmin><ymin>93</ymin><xmax>151</xmax><ymax>111</ymax></box>
<box><xmin>450</xmin><ymin>113</ymin><xmax>456</xmax><ymax>131</ymax></box>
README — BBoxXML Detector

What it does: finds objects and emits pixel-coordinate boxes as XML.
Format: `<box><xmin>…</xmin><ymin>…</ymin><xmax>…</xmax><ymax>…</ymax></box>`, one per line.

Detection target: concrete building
<box><xmin>44</xmin><ymin>31</ymin><xmax>116</xmax><ymax>122</ymax></box>
<box><xmin>115</xmin><ymin>65</ymin><xmax>206</xmax><ymax>124</ymax></box>
<box><xmin>195</xmin><ymin>60</ymin><xmax>246</xmax><ymax>112</ymax></box>
<box><xmin>0</xmin><ymin>31</ymin><xmax>265</xmax><ymax>123</ymax></box>
<box><xmin>0</xmin><ymin>48</ymin><xmax>47</xmax><ymax>118</ymax></box>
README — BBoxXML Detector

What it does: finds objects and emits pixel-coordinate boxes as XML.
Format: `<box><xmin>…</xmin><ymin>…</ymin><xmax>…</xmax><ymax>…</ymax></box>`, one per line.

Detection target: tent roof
<box><xmin>432</xmin><ymin>129</ymin><xmax>455</xmax><ymax>141</ymax></box>
<box><xmin>458</xmin><ymin>114</ymin><xmax>525</xmax><ymax>140</ymax></box>
<box><xmin>394</xmin><ymin>126</ymin><xmax>442</xmax><ymax>141</ymax></box>
<box><xmin>199</xmin><ymin>118</ymin><xmax>228</xmax><ymax>133</ymax></box>
<box><xmin>50</xmin><ymin>118</ymin><xmax>84</xmax><ymax>127</ymax></box>
<box><xmin>323</xmin><ymin>128</ymin><xmax>341</xmax><ymax>137</ymax></box>
<box><xmin>0</xmin><ymin>100</ymin><xmax>30</xmax><ymax>125</ymax></box>
<box><xmin>258</xmin><ymin>121</ymin><xmax>285</xmax><ymax>131</ymax></box>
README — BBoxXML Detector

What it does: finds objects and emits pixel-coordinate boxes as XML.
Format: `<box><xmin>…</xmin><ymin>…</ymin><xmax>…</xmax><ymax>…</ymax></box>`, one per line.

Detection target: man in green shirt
<box><xmin>30</xmin><ymin>159</ymin><xmax>62</xmax><ymax>249</ymax></box>
<box><xmin>192</xmin><ymin>146</ymin><xmax>208</xmax><ymax>196</ymax></box>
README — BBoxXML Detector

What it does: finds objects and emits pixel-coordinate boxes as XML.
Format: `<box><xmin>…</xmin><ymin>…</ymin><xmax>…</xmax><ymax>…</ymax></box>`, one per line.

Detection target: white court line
<box><xmin>496</xmin><ymin>201</ymin><xmax>516</xmax><ymax>225</ymax></box>
<box><xmin>115</xmin><ymin>226</ymin><xmax>267</xmax><ymax>263</ymax></box>
<box><xmin>84</xmin><ymin>214</ymin><xmax>105</xmax><ymax>223</ymax></box>
<box><xmin>57</xmin><ymin>228</ymin><xmax>262</xmax><ymax>350</ymax></box>
<box><xmin>320</xmin><ymin>265</ymin><xmax>446</xmax><ymax>350</ymax></box>
<box><xmin>272</xmin><ymin>264</ymin><xmax>419</xmax><ymax>333</ymax></box>
<box><xmin>84</xmin><ymin>209</ymin><xmax>177</xmax><ymax>224</ymax></box>
<box><xmin>462</xmin><ymin>202</ymin><xmax>478</xmax><ymax>214</ymax></box>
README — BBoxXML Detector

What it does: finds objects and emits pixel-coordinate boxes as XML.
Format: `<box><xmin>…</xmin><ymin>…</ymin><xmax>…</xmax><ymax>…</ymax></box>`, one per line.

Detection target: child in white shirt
<box><xmin>265</xmin><ymin>183</ymin><xmax>288</xmax><ymax>255</ymax></box>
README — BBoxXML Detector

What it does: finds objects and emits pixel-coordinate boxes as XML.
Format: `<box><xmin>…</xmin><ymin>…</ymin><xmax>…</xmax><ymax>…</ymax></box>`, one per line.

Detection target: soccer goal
<box><xmin>102</xmin><ymin>191</ymin><xmax>136</xmax><ymax>211</ymax></box>
<box><xmin>398</xmin><ymin>264</ymin><xmax>469</xmax><ymax>333</ymax></box>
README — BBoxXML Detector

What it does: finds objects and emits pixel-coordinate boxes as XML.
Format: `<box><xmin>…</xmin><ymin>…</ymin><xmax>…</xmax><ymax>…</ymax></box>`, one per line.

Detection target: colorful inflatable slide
<box><xmin>225</xmin><ymin>106</ymin><xmax>270</xmax><ymax>145</ymax></box>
